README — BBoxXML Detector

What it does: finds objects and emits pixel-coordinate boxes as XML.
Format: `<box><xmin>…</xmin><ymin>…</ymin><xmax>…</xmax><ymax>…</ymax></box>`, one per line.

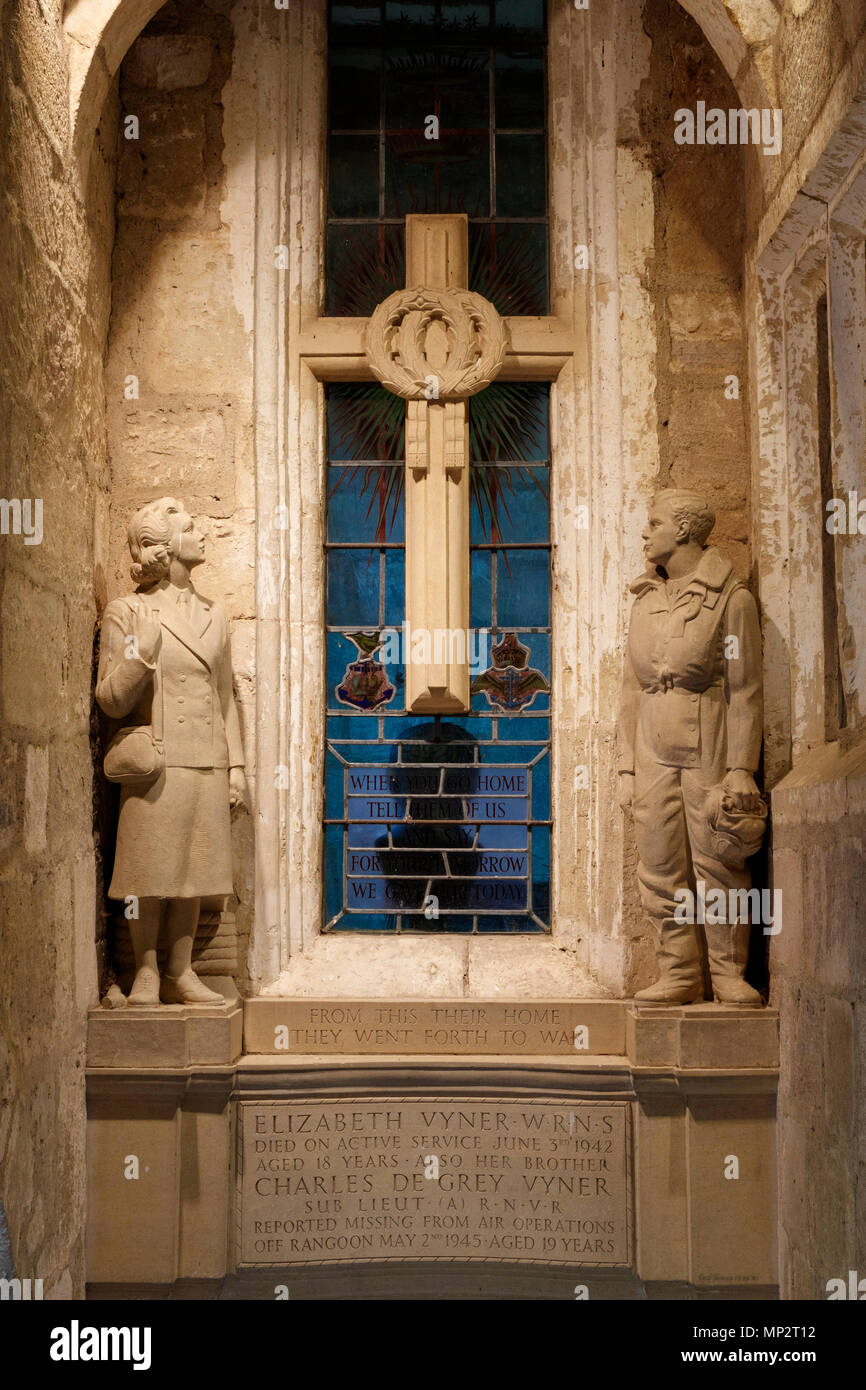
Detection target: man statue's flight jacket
<box><xmin>618</xmin><ymin>546</ymin><xmax>762</xmax><ymax>776</ymax></box>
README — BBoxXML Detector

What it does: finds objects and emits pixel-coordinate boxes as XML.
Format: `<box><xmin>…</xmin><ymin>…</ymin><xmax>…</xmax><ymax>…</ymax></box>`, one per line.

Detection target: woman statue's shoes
<box><xmin>127</xmin><ymin>966</ymin><xmax>224</xmax><ymax>1006</ymax></box>
<box><xmin>127</xmin><ymin>965</ymin><xmax>161</xmax><ymax>1007</ymax></box>
<box><xmin>159</xmin><ymin>970</ymin><xmax>224</xmax><ymax>1005</ymax></box>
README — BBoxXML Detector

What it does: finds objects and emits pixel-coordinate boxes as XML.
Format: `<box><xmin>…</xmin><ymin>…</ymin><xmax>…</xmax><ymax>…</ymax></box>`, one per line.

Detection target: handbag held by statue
<box><xmin>103</xmin><ymin>609</ymin><xmax>165</xmax><ymax>786</ymax></box>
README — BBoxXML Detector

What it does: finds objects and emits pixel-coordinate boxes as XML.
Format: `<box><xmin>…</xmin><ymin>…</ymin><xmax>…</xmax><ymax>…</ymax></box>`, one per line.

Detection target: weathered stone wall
<box><xmin>771</xmin><ymin>745</ymin><xmax>866</xmax><ymax>1297</ymax></box>
<box><xmin>0</xmin><ymin>0</ymin><xmax>115</xmax><ymax>1298</ymax></box>
<box><xmin>742</xmin><ymin>2</ymin><xmax>866</xmax><ymax>1301</ymax></box>
<box><xmin>103</xmin><ymin>0</ymin><xmax>255</xmax><ymax>989</ymax></box>
<box><xmin>642</xmin><ymin>0</ymin><xmax>751</xmax><ymax>579</ymax></box>
<box><xmin>749</xmin><ymin>0</ymin><xmax>866</xmax><ymax>243</ymax></box>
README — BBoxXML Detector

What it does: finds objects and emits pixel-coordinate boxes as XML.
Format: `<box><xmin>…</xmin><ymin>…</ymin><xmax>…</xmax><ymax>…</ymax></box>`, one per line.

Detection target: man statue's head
<box><xmin>643</xmin><ymin>488</ymin><xmax>715</xmax><ymax>569</ymax></box>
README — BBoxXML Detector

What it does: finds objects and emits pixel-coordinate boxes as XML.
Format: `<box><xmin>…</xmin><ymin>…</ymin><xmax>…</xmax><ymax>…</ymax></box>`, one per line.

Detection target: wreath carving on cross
<box><xmin>364</xmin><ymin>286</ymin><xmax>509</xmax><ymax>400</ymax></box>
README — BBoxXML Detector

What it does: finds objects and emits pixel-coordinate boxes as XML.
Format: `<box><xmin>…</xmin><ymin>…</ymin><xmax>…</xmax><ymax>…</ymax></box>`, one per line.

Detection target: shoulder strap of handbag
<box><xmin>150</xmin><ymin>607</ymin><xmax>165</xmax><ymax>752</ymax></box>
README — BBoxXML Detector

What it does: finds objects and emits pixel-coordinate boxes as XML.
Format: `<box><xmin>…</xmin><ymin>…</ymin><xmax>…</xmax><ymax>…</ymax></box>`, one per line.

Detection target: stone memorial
<box><xmin>6</xmin><ymin>0</ymin><xmax>866</xmax><ymax>1315</ymax></box>
<box><xmin>84</xmin><ymin>224</ymin><xmax>780</xmax><ymax>1302</ymax></box>
<box><xmin>62</xmin><ymin>0</ymin><xmax>852</xmax><ymax>1305</ymax></box>
<box><xmin>239</xmin><ymin>1100</ymin><xmax>630</xmax><ymax>1266</ymax></box>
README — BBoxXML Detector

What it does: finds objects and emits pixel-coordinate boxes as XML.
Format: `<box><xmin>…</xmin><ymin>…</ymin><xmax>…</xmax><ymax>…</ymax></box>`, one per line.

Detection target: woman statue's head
<box><xmin>127</xmin><ymin>497</ymin><xmax>176</xmax><ymax>585</ymax></box>
<box><xmin>128</xmin><ymin>496</ymin><xmax>205</xmax><ymax>586</ymax></box>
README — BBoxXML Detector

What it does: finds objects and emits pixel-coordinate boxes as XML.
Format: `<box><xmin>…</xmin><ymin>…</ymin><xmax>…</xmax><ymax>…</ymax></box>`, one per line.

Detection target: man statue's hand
<box><xmin>229</xmin><ymin>767</ymin><xmax>248</xmax><ymax>813</ymax></box>
<box><xmin>721</xmin><ymin>768</ymin><xmax>764</xmax><ymax>814</ymax></box>
<box><xmin>619</xmin><ymin>772</ymin><xmax>635</xmax><ymax>813</ymax></box>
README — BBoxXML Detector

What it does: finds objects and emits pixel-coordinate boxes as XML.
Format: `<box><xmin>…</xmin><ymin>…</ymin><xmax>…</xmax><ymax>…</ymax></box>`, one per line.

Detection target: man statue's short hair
<box><xmin>653</xmin><ymin>488</ymin><xmax>715</xmax><ymax>548</ymax></box>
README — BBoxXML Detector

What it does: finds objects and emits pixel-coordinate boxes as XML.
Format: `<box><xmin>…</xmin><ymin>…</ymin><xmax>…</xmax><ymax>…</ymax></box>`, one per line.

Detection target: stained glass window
<box><xmin>324</xmin><ymin>382</ymin><xmax>551</xmax><ymax>933</ymax></box>
<box><xmin>326</xmin><ymin>0</ymin><xmax>549</xmax><ymax>316</ymax></box>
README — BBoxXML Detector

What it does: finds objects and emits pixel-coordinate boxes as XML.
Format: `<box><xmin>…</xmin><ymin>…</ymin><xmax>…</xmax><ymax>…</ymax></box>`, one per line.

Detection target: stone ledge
<box><xmin>87</xmin><ymin>1066</ymin><xmax>236</xmax><ymax>1106</ymax></box>
<box><xmin>84</xmin><ymin>1052</ymin><xmax>781</xmax><ymax>1103</ymax></box>
<box><xmin>85</xmin><ymin>1271</ymin><xmax>779</xmax><ymax>1301</ymax></box>
<box><xmin>85</xmin><ymin>998</ymin><xmax>780</xmax><ymax>1073</ymax></box>
<box><xmin>259</xmin><ymin>935</ymin><xmax>602</xmax><ymax>1002</ymax></box>
<box><xmin>233</xmin><ymin>1054</ymin><xmax>637</xmax><ymax>1099</ymax></box>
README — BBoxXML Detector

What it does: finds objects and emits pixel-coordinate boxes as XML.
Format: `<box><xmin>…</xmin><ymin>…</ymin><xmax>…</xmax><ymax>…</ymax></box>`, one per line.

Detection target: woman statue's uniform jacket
<box><xmin>96</xmin><ymin>578</ymin><xmax>244</xmax><ymax>900</ymax></box>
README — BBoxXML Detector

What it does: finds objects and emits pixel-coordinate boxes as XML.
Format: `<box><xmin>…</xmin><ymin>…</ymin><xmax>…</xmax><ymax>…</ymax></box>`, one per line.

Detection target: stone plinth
<box><xmin>85</xmin><ymin>998</ymin><xmax>778</xmax><ymax>1298</ymax></box>
<box><xmin>88</xmin><ymin>999</ymin><xmax>243</xmax><ymax>1069</ymax></box>
<box><xmin>627</xmin><ymin>1003</ymin><xmax>780</xmax><ymax>1070</ymax></box>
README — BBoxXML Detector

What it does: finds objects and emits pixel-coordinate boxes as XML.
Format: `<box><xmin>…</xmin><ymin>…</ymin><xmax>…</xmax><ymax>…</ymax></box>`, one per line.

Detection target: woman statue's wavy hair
<box><xmin>127</xmin><ymin>497</ymin><xmax>177</xmax><ymax>586</ymax></box>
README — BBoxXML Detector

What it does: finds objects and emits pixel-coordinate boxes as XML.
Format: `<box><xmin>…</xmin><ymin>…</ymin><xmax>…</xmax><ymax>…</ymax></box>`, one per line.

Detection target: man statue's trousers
<box><xmin>632</xmin><ymin>684</ymin><xmax>752</xmax><ymax>989</ymax></box>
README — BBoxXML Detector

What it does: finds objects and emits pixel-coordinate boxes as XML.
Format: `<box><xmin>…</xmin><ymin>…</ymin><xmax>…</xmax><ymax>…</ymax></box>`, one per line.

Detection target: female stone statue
<box><xmin>96</xmin><ymin>496</ymin><xmax>247</xmax><ymax>1005</ymax></box>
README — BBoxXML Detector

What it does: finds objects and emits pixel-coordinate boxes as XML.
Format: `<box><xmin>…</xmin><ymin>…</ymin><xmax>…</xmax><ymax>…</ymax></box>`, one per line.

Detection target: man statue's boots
<box><xmin>705</xmin><ymin>919</ymin><xmax>762</xmax><ymax>1007</ymax></box>
<box><xmin>634</xmin><ymin>915</ymin><xmax>705</xmax><ymax>1005</ymax></box>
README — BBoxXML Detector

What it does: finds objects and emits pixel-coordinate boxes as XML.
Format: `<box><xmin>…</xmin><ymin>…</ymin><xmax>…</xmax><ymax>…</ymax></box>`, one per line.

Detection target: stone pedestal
<box><xmin>85</xmin><ymin>1000</ymin><xmax>778</xmax><ymax>1298</ymax></box>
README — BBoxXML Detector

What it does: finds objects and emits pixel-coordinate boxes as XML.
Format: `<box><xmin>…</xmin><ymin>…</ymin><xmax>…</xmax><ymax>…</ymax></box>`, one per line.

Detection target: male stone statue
<box><xmin>618</xmin><ymin>489</ymin><xmax>766</xmax><ymax>1006</ymax></box>
<box><xmin>96</xmin><ymin>497</ymin><xmax>247</xmax><ymax>1006</ymax></box>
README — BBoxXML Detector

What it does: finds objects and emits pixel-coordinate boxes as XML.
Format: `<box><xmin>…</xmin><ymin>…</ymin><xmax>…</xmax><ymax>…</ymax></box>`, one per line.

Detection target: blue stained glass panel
<box><xmin>532</xmin><ymin>751</ymin><xmax>550</xmax><ymax>821</ymax></box>
<box><xmin>324</xmin><ymin>375</ymin><xmax>551</xmax><ymax>934</ymax></box>
<box><xmin>324</xmin><ymin>824</ymin><xmax>345</xmax><ymax>922</ymax></box>
<box><xmin>325</xmin><ymin>750</ymin><xmax>346</xmax><ymax>819</ymax></box>
<box><xmin>333</xmin><ymin>743</ymin><xmax>396</xmax><ymax>764</ymax></box>
<box><xmin>496</xmin><ymin>721</ymin><xmax>550</xmax><ymax>745</ymax></box>
<box><xmin>471</xmin><ymin>468</ymin><xmax>549</xmax><ymax>544</ymax></box>
<box><xmin>470</xmin><ymin>549</ymin><xmax>492</xmax><ymax>629</ymax></box>
<box><xmin>521</xmin><ymin>632</ymin><xmax>550</xmax><ymax>682</ymax></box>
<box><xmin>327</xmin><ymin>715</ymin><xmax>380</xmax><ymax>741</ymax></box>
<box><xmin>330</xmin><ymin>913</ymin><xmax>398</xmax><ymax>932</ymax></box>
<box><xmin>532</xmin><ymin>824</ymin><xmax>551</xmax><ymax>887</ymax></box>
<box><xmin>497</xmin><ymin>549</ymin><xmax>550</xmax><ymax>627</ymax></box>
<box><xmin>327</xmin><ymin>467</ymin><xmax>404</xmax><ymax>544</ymax></box>
<box><xmin>384</xmin><ymin>549</ymin><xmax>405</xmax><ymax>625</ymax></box>
<box><xmin>347</xmin><ymin>821</ymin><xmax>387</xmax><ymax>848</ymax></box>
<box><xmin>478</xmin><ymin>822</ymin><xmax>528</xmax><ymax>851</ymax></box>
<box><xmin>327</xmin><ymin>550</ymin><xmax>381</xmax><ymax>627</ymax></box>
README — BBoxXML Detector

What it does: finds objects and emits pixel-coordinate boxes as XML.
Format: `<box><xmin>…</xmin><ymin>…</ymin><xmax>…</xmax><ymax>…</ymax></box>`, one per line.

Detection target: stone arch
<box><xmin>64</xmin><ymin>0</ymin><xmax>167</xmax><ymax>189</ymax></box>
<box><xmin>677</xmin><ymin>0</ymin><xmax>781</xmax><ymax>109</ymax></box>
<box><xmin>64</xmin><ymin>0</ymin><xmax>781</xmax><ymax>191</ymax></box>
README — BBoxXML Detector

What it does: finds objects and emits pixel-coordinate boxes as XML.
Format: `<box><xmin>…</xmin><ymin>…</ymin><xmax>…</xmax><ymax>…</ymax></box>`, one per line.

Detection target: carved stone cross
<box><xmin>364</xmin><ymin>214</ymin><xmax>509</xmax><ymax>713</ymax></box>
